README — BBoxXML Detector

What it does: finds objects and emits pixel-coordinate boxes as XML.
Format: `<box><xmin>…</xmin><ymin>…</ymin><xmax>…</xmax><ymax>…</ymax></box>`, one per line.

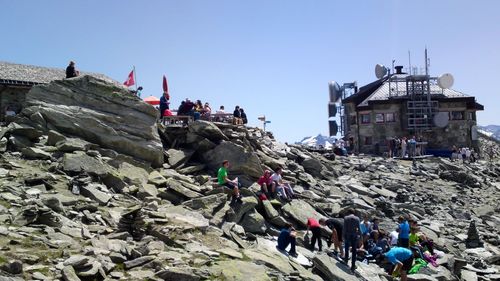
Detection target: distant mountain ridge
<box><xmin>296</xmin><ymin>134</ymin><xmax>336</xmax><ymax>149</ymax></box>
<box><xmin>478</xmin><ymin>125</ymin><xmax>500</xmax><ymax>141</ymax></box>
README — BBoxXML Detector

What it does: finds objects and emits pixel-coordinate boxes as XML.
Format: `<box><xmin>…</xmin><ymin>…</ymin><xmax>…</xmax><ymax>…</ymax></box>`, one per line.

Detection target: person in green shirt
<box><xmin>218</xmin><ymin>160</ymin><xmax>242</xmax><ymax>204</ymax></box>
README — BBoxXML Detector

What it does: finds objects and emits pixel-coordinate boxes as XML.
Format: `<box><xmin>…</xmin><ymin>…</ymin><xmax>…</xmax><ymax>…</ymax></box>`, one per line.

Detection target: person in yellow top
<box><xmin>409</xmin><ymin>227</ymin><xmax>419</xmax><ymax>247</ymax></box>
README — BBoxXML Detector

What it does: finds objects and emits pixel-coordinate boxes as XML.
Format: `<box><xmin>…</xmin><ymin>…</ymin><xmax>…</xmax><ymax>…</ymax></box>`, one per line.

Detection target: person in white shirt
<box><xmin>270</xmin><ymin>167</ymin><xmax>294</xmax><ymax>200</ymax></box>
<box><xmin>390</xmin><ymin>228</ymin><xmax>399</xmax><ymax>246</ymax></box>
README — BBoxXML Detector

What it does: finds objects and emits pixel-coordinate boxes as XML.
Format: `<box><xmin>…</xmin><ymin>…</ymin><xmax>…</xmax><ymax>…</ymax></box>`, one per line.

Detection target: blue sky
<box><xmin>1</xmin><ymin>0</ymin><xmax>498</xmax><ymax>142</ymax></box>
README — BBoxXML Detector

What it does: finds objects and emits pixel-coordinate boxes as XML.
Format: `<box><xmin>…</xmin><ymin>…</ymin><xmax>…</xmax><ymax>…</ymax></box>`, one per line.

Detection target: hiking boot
<box><xmin>288</xmin><ymin>251</ymin><xmax>298</xmax><ymax>258</ymax></box>
<box><xmin>236</xmin><ymin>195</ymin><xmax>243</xmax><ymax>203</ymax></box>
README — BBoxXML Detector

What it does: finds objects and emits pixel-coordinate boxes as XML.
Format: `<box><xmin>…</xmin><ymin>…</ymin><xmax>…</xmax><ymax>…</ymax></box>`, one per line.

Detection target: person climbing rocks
<box><xmin>306</xmin><ymin>217</ymin><xmax>322</xmax><ymax>252</ymax></box>
<box><xmin>383</xmin><ymin>247</ymin><xmax>420</xmax><ymax>281</ymax></box>
<box><xmin>217</xmin><ymin>160</ymin><xmax>242</xmax><ymax>205</ymax></box>
<box><xmin>319</xmin><ymin>217</ymin><xmax>344</xmax><ymax>258</ymax></box>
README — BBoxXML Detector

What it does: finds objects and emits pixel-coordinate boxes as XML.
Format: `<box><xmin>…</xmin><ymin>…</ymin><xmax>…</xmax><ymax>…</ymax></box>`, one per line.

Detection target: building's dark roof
<box><xmin>342</xmin><ymin>78</ymin><xmax>387</xmax><ymax>105</ymax></box>
<box><xmin>0</xmin><ymin>61</ymin><xmax>119</xmax><ymax>86</ymax></box>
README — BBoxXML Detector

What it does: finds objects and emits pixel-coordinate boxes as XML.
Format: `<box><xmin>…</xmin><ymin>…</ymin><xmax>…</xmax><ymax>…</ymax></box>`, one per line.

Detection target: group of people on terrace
<box><xmin>278</xmin><ymin>211</ymin><xmax>438</xmax><ymax>281</ymax></box>
<box><xmin>159</xmin><ymin>91</ymin><xmax>247</xmax><ymax>124</ymax></box>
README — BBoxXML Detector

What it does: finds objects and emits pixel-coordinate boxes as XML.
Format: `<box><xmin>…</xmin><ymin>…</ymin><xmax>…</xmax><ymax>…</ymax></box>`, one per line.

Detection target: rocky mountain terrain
<box><xmin>0</xmin><ymin>75</ymin><xmax>499</xmax><ymax>281</ymax></box>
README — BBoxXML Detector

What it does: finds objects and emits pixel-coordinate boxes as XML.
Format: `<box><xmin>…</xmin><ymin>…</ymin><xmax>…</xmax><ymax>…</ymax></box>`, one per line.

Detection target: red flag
<box><xmin>123</xmin><ymin>70</ymin><xmax>135</xmax><ymax>87</ymax></box>
<box><xmin>162</xmin><ymin>75</ymin><xmax>170</xmax><ymax>99</ymax></box>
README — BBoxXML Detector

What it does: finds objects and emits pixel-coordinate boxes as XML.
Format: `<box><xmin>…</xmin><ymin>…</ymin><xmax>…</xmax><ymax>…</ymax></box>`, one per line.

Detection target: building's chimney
<box><xmin>395</xmin><ymin>66</ymin><xmax>404</xmax><ymax>74</ymax></box>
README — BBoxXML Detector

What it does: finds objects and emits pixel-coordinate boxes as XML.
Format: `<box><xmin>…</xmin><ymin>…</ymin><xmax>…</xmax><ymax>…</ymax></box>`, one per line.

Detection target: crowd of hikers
<box><xmin>277</xmin><ymin>209</ymin><xmax>438</xmax><ymax>281</ymax></box>
<box><xmin>277</xmin><ymin>211</ymin><xmax>439</xmax><ymax>281</ymax></box>
<box><xmin>216</xmin><ymin>160</ymin><xmax>438</xmax><ymax>280</ymax></box>
<box><xmin>451</xmin><ymin>145</ymin><xmax>478</xmax><ymax>163</ymax></box>
<box><xmin>387</xmin><ymin>136</ymin><xmax>425</xmax><ymax>158</ymax></box>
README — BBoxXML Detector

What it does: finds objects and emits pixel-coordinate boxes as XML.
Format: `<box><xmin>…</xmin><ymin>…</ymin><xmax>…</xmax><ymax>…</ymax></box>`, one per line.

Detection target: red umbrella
<box><xmin>144</xmin><ymin>96</ymin><xmax>160</xmax><ymax>105</ymax></box>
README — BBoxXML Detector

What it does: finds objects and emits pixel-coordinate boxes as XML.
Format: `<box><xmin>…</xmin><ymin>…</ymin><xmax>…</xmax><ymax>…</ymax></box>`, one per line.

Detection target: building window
<box><xmin>361</xmin><ymin>114</ymin><xmax>371</xmax><ymax>124</ymax></box>
<box><xmin>375</xmin><ymin>113</ymin><xmax>384</xmax><ymax>123</ymax></box>
<box><xmin>364</xmin><ymin>136</ymin><xmax>372</xmax><ymax>145</ymax></box>
<box><xmin>385</xmin><ymin>113</ymin><xmax>396</xmax><ymax>123</ymax></box>
<box><xmin>450</xmin><ymin>111</ymin><xmax>464</xmax><ymax>120</ymax></box>
<box><xmin>468</xmin><ymin>112</ymin><xmax>475</xmax><ymax>120</ymax></box>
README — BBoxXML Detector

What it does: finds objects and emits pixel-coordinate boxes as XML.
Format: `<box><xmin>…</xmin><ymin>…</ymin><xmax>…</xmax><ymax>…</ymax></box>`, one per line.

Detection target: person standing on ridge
<box><xmin>66</xmin><ymin>61</ymin><xmax>79</xmax><ymax>78</ymax></box>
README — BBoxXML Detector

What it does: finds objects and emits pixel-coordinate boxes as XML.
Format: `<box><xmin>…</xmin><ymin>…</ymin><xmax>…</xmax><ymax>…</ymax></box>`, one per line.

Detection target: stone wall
<box><xmin>0</xmin><ymin>86</ymin><xmax>29</xmax><ymax>122</ymax></box>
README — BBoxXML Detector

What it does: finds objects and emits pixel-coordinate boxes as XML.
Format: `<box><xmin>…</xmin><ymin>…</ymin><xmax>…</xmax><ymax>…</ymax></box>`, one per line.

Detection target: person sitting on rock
<box><xmin>193</xmin><ymin>100</ymin><xmax>203</xmax><ymax>121</ymax></box>
<box><xmin>239</xmin><ymin>108</ymin><xmax>248</xmax><ymax>124</ymax></box>
<box><xmin>371</xmin><ymin>217</ymin><xmax>380</xmax><ymax>232</ymax></box>
<box><xmin>65</xmin><ymin>61</ymin><xmax>79</xmax><ymax>78</ymax></box>
<box><xmin>360</xmin><ymin>215</ymin><xmax>372</xmax><ymax>244</ymax></box>
<box><xmin>215</xmin><ymin>105</ymin><xmax>226</xmax><ymax>122</ymax></box>
<box><xmin>270</xmin><ymin>167</ymin><xmax>294</xmax><ymax>201</ymax></box>
<box><xmin>257</xmin><ymin>170</ymin><xmax>273</xmax><ymax>198</ymax></box>
<box><xmin>217</xmin><ymin>160</ymin><xmax>242</xmax><ymax>205</ymax></box>
<box><xmin>398</xmin><ymin>216</ymin><xmax>410</xmax><ymax>248</ymax></box>
<box><xmin>383</xmin><ymin>247</ymin><xmax>419</xmax><ymax>281</ymax></box>
<box><xmin>319</xmin><ymin>217</ymin><xmax>344</xmax><ymax>258</ymax></box>
<box><xmin>277</xmin><ymin>222</ymin><xmax>298</xmax><ymax>257</ymax></box>
<box><xmin>306</xmin><ymin>217</ymin><xmax>322</xmax><ymax>252</ymax></box>
<box><xmin>233</xmin><ymin>105</ymin><xmax>243</xmax><ymax>125</ymax></box>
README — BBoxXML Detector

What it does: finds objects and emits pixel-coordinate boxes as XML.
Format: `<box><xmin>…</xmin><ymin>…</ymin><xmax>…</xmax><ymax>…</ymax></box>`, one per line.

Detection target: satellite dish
<box><xmin>375</xmin><ymin>64</ymin><xmax>388</xmax><ymax>79</ymax></box>
<box><xmin>433</xmin><ymin>112</ymin><xmax>449</xmax><ymax>128</ymax></box>
<box><xmin>329</xmin><ymin>120</ymin><xmax>338</xmax><ymax>136</ymax></box>
<box><xmin>328</xmin><ymin>81</ymin><xmax>341</xmax><ymax>102</ymax></box>
<box><xmin>438</xmin><ymin>73</ymin><xmax>454</xmax><ymax>89</ymax></box>
<box><xmin>328</xmin><ymin>102</ymin><xmax>337</xmax><ymax>117</ymax></box>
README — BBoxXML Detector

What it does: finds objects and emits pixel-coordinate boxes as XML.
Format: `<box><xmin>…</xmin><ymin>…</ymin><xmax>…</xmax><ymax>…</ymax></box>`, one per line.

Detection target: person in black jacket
<box><xmin>233</xmin><ymin>106</ymin><xmax>243</xmax><ymax>125</ymax></box>
<box><xmin>66</xmin><ymin>61</ymin><xmax>79</xmax><ymax>78</ymax></box>
<box><xmin>240</xmin><ymin>108</ymin><xmax>248</xmax><ymax>124</ymax></box>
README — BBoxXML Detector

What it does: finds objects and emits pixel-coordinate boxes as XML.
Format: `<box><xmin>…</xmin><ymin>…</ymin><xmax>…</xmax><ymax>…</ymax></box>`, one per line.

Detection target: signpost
<box><xmin>258</xmin><ymin>115</ymin><xmax>271</xmax><ymax>131</ymax></box>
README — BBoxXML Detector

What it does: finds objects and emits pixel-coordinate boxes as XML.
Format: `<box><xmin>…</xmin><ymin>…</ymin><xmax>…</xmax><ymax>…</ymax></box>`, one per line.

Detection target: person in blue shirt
<box><xmin>277</xmin><ymin>223</ymin><xmax>298</xmax><ymax>257</ymax></box>
<box><xmin>384</xmin><ymin>247</ymin><xmax>419</xmax><ymax>281</ymax></box>
<box><xmin>398</xmin><ymin>216</ymin><xmax>410</xmax><ymax>248</ymax></box>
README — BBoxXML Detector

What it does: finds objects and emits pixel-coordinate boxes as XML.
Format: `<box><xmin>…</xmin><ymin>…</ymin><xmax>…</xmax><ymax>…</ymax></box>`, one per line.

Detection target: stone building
<box><xmin>0</xmin><ymin>61</ymin><xmax>115</xmax><ymax>123</ymax></box>
<box><xmin>341</xmin><ymin>69</ymin><xmax>484</xmax><ymax>154</ymax></box>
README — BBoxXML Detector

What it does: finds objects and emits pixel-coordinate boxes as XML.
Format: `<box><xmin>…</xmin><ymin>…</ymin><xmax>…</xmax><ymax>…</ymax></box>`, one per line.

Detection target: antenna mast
<box><xmin>408</xmin><ymin>50</ymin><xmax>412</xmax><ymax>75</ymax></box>
<box><xmin>425</xmin><ymin>47</ymin><xmax>429</xmax><ymax>76</ymax></box>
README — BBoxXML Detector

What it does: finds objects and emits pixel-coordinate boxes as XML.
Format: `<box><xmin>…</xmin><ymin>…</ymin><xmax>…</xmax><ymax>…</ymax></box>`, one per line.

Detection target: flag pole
<box><xmin>133</xmin><ymin>65</ymin><xmax>138</xmax><ymax>92</ymax></box>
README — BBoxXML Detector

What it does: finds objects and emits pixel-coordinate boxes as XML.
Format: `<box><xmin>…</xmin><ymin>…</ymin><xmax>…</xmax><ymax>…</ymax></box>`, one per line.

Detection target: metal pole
<box><xmin>133</xmin><ymin>65</ymin><xmax>138</xmax><ymax>92</ymax></box>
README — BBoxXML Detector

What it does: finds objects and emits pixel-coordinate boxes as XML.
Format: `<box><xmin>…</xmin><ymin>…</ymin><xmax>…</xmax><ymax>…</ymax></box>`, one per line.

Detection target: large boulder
<box><xmin>313</xmin><ymin>254</ymin><xmax>359</xmax><ymax>281</ymax></box>
<box><xmin>188</xmin><ymin>120</ymin><xmax>228</xmax><ymax>142</ymax></box>
<box><xmin>22</xmin><ymin>75</ymin><xmax>163</xmax><ymax>167</ymax></box>
<box><xmin>281</xmin><ymin>199</ymin><xmax>325</xmax><ymax>228</ymax></box>
<box><xmin>203</xmin><ymin>142</ymin><xmax>263</xmax><ymax>178</ymax></box>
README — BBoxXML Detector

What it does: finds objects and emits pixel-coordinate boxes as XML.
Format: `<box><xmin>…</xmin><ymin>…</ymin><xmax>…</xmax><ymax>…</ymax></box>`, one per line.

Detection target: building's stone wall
<box><xmin>0</xmin><ymin>86</ymin><xmax>29</xmax><ymax>122</ymax></box>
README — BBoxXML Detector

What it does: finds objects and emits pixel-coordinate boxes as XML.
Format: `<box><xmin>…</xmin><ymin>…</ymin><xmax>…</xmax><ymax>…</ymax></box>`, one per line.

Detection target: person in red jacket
<box><xmin>307</xmin><ymin>217</ymin><xmax>322</xmax><ymax>252</ymax></box>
